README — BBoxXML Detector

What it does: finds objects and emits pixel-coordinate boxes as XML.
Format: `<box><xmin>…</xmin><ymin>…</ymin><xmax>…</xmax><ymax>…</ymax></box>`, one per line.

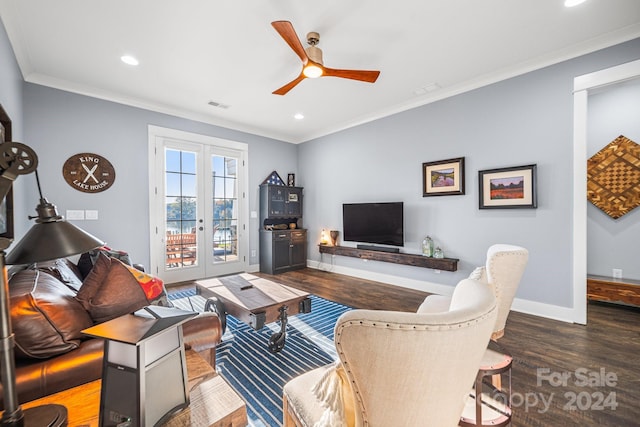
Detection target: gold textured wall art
<box><xmin>587</xmin><ymin>135</ymin><xmax>640</xmax><ymax>219</ymax></box>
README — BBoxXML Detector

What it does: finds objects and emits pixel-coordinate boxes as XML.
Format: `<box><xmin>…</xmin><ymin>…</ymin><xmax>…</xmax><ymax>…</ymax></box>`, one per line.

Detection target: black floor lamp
<box><xmin>0</xmin><ymin>142</ymin><xmax>105</xmax><ymax>426</ymax></box>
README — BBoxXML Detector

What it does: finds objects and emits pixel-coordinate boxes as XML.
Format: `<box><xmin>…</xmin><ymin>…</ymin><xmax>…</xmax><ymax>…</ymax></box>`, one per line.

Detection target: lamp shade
<box><xmin>5</xmin><ymin>220</ymin><xmax>104</xmax><ymax>265</ymax></box>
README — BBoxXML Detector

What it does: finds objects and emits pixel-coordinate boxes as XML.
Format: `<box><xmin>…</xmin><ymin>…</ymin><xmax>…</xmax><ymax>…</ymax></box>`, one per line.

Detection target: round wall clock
<box><xmin>62</xmin><ymin>153</ymin><xmax>116</xmax><ymax>193</ymax></box>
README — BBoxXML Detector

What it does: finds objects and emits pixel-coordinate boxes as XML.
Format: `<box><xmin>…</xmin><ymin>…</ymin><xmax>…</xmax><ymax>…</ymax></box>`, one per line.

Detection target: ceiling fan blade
<box><xmin>323</xmin><ymin>67</ymin><xmax>380</xmax><ymax>83</ymax></box>
<box><xmin>273</xmin><ymin>73</ymin><xmax>307</xmax><ymax>95</ymax></box>
<box><xmin>271</xmin><ymin>21</ymin><xmax>308</xmax><ymax>64</ymax></box>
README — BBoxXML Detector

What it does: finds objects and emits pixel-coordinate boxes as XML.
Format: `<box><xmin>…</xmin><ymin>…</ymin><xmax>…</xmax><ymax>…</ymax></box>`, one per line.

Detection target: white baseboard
<box><xmin>510</xmin><ymin>298</ymin><xmax>577</xmax><ymax>323</ymax></box>
<box><xmin>307</xmin><ymin>259</ymin><xmax>576</xmax><ymax>323</ymax></box>
<box><xmin>247</xmin><ymin>263</ymin><xmax>260</xmax><ymax>273</ymax></box>
<box><xmin>307</xmin><ymin>259</ymin><xmax>455</xmax><ymax>297</ymax></box>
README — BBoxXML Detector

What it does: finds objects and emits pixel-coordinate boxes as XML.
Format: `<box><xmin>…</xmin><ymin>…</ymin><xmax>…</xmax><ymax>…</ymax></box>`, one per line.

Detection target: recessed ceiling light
<box><xmin>564</xmin><ymin>0</ymin><xmax>587</xmax><ymax>7</ymax></box>
<box><xmin>120</xmin><ymin>55</ymin><xmax>139</xmax><ymax>66</ymax></box>
<box><xmin>294</xmin><ymin>113</ymin><xmax>304</xmax><ymax>120</ymax></box>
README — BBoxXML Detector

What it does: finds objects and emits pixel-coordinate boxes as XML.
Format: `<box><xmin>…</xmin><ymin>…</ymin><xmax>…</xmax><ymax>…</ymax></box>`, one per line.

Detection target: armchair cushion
<box><xmin>416</xmin><ymin>294</ymin><xmax>450</xmax><ymax>313</ymax></box>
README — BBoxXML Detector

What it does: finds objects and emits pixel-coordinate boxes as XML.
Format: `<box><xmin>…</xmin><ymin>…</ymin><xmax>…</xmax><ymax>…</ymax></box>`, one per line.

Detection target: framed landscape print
<box><xmin>479</xmin><ymin>164</ymin><xmax>537</xmax><ymax>209</ymax></box>
<box><xmin>422</xmin><ymin>157</ymin><xmax>465</xmax><ymax>196</ymax></box>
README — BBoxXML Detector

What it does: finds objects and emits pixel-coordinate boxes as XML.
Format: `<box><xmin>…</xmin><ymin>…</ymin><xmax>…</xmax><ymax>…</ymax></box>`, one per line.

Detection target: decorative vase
<box><xmin>421</xmin><ymin>236</ymin><xmax>434</xmax><ymax>257</ymax></box>
<box><xmin>433</xmin><ymin>247</ymin><xmax>444</xmax><ymax>259</ymax></box>
<box><xmin>330</xmin><ymin>230</ymin><xmax>339</xmax><ymax>246</ymax></box>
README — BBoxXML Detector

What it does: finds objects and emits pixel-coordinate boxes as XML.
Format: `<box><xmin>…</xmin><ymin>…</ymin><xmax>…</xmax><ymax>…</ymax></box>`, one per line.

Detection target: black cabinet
<box><xmin>259</xmin><ymin>184</ymin><xmax>307</xmax><ymax>274</ymax></box>
<box><xmin>260</xmin><ymin>229</ymin><xmax>307</xmax><ymax>274</ymax></box>
<box><xmin>260</xmin><ymin>185</ymin><xmax>303</xmax><ymax>220</ymax></box>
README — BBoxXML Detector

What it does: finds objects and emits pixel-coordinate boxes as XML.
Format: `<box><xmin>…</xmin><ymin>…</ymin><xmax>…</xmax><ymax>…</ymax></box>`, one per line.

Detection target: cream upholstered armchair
<box><xmin>419</xmin><ymin>244</ymin><xmax>529</xmax><ymax>340</ymax></box>
<box><xmin>282</xmin><ymin>278</ymin><xmax>497</xmax><ymax>427</ymax></box>
<box><xmin>419</xmin><ymin>244</ymin><xmax>529</xmax><ymax>426</ymax></box>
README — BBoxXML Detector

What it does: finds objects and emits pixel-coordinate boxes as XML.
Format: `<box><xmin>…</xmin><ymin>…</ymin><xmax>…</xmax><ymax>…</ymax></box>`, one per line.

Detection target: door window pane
<box><xmin>165</xmin><ymin>149</ymin><xmax>198</xmax><ymax>269</ymax></box>
<box><xmin>212</xmin><ymin>156</ymin><xmax>238</xmax><ymax>263</ymax></box>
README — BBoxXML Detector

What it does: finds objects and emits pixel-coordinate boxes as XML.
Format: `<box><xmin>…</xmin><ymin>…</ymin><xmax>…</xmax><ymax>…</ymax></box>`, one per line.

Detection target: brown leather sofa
<box><xmin>0</xmin><ymin>257</ymin><xmax>221</xmax><ymax>409</ymax></box>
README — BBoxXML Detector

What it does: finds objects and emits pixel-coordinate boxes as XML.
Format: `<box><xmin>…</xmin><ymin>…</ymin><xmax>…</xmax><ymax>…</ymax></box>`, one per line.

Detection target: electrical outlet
<box><xmin>612</xmin><ymin>269</ymin><xmax>622</xmax><ymax>279</ymax></box>
<box><xmin>251</xmin><ymin>250</ymin><xmax>257</xmax><ymax>257</ymax></box>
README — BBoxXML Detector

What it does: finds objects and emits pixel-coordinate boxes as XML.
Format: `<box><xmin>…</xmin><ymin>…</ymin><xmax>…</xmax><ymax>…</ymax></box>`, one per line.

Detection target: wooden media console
<box><xmin>319</xmin><ymin>245</ymin><xmax>458</xmax><ymax>271</ymax></box>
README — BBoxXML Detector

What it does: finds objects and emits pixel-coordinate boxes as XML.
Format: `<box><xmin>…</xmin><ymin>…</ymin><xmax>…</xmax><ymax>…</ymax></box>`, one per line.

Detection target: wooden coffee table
<box><xmin>196</xmin><ymin>273</ymin><xmax>311</xmax><ymax>353</ymax></box>
<box><xmin>16</xmin><ymin>350</ymin><xmax>247</xmax><ymax>427</ymax></box>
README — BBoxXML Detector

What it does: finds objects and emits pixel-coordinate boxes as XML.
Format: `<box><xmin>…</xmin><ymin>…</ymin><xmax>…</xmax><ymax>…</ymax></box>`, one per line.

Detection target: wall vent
<box><xmin>208</xmin><ymin>100</ymin><xmax>230</xmax><ymax>109</ymax></box>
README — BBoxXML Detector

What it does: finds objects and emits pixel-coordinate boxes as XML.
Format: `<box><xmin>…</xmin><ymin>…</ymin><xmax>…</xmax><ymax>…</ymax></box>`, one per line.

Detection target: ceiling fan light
<box><xmin>303</xmin><ymin>64</ymin><xmax>323</xmax><ymax>78</ymax></box>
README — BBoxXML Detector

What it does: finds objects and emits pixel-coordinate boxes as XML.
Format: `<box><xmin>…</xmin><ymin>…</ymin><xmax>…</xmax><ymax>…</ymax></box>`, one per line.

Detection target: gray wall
<box><xmin>0</xmin><ymin>19</ymin><xmax>22</xmax><ymax>135</ymax></box>
<box><xmin>21</xmin><ymin>83</ymin><xmax>297</xmax><ymax>269</ymax></box>
<box><xmin>587</xmin><ymin>78</ymin><xmax>640</xmax><ymax>280</ymax></box>
<box><xmin>0</xmin><ymin>16</ymin><xmax>27</xmax><ymax>231</ymax></box>
<box><xmin>299</xmin><ymin>37</ymin><xmax>640</xmax><ymax>309</ymax></box>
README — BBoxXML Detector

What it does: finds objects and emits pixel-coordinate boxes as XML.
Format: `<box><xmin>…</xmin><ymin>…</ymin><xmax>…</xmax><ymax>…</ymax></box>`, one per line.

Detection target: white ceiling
<box><xmin>1</xmin><ymin>0</ymin><xmax>639</xmax><ymax>143</ymax></box>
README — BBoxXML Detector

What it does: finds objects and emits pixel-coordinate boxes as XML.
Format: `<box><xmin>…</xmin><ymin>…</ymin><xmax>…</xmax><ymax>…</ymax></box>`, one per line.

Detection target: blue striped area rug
<box><xmin>169</xmin><ymin>290</ymin><xmax>352</xmax><ymax>427</ymax></box>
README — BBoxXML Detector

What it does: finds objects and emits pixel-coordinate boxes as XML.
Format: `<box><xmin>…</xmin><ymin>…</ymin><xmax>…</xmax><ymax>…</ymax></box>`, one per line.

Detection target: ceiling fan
<box><xmin>271</xmin><ymin>20</ymin><xmax>380</xmax><ymax>95</ymax></box>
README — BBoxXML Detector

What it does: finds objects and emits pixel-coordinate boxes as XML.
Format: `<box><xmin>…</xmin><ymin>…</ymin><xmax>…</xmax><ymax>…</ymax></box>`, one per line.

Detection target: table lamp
<box><xmin>0</xmin><ymin>142</ymin><xmax>105</xmax><ymax>426</ymax></box>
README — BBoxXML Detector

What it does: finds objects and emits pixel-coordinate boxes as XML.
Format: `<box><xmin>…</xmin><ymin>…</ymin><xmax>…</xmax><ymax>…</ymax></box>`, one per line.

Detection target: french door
<box><xmin>148</xmin><ymin>126</ymin><xmax>248</xmax><ymax>284</ymax></box>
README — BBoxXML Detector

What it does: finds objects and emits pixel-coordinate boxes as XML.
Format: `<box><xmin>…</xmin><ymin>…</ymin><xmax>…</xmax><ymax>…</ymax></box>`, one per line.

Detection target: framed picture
<box><xmin>422</xmin><ymin>157</ymin><xmax>465</xmax><ymax>196</ymax></box>
<box><xmin>0</xmin><ymin>104</ymin><xmax>13</xmax><ymax>239</ymax></box>
<box><xmin>479</xmin><ymin>164</ymin><xmax>537</xmax><ymax>209</ymax></box>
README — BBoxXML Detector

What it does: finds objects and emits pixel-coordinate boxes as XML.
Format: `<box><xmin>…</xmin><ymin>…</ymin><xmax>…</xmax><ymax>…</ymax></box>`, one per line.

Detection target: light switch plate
<box><xmin>66</xmin><ymin>210</ymin><xmax>85</xmax><ymax>220</ymax></box>
<box><xmin>85</xmin><ymin>210</ymin><xmax>99</xmax><ymax>220</ymax></box>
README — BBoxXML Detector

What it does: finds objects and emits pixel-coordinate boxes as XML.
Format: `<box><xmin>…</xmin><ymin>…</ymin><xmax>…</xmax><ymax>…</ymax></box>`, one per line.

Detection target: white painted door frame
<box><xmin>572</xmin><ymin>58</ymin><xmax>640</xmax><ymax>324</ymax></box>
<box><xmin>148</xmin><ymin>125</ymin><xmax>249</xmax><ymax>282</ymax></box>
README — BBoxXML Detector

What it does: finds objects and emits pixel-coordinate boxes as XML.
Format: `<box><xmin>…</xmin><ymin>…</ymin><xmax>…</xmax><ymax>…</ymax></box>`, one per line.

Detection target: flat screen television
<box><xmin>343</xmin><ymin>202</ymin><xmax>404</xmax><ymax>248</ymax></box>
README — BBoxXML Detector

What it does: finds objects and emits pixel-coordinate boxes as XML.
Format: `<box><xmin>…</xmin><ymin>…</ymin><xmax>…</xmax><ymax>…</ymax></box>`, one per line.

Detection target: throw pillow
<box><xmin>77</xmin><ymin>255</ymin><xmax>150</xmax><ymax>324</ymax></box>
<box><xmin>121</xmin><ymin>263</ymin><xmax>170</xmax><ymax>306</ymax></box>
<box><xmin>77</xmin><ymin>246</ymin><xmax>133</xmax><ymax>279</ymax></box>
<box><xmin>76</xmin><ymin>251</ymin><xmax>112</xmax><ymax>311</ymax></box>
<box><xmin>87</xmin><ymin>260</ymin><xmax>150</xmax><ymax>324</ymax></box>
<box><xmin>10</xmin><ymin>269</ymin><xmax>93</xmax><ymax>359</ymax></box>
<box><xmin>31</xmin><ymin>258</ymin><xmax>84</xmax><ymax>292</ymax></box>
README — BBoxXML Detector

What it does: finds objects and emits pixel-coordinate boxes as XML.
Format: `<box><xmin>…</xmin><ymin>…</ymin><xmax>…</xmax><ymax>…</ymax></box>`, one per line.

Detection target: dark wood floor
<box><xmin>259</xmin><ymin>269</ymin><xmax>640</xmax><ymax>427</ymax></box>
<box><xmin>176</xmin><ymin>268</ymin><xmax>640</xmax><ymax>426</ymax></box>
